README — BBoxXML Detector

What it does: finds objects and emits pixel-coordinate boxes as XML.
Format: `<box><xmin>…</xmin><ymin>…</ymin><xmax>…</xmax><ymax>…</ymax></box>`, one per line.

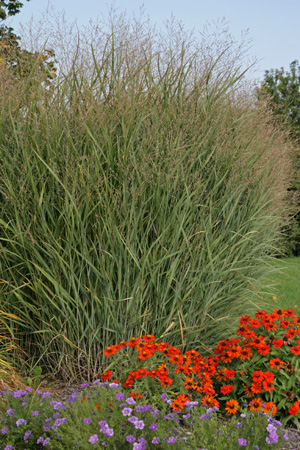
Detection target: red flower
<box><xmin>284</xmin><ymin>309</ymin><xmax>296</xmax><ymax>317</ymax></box>
<box><xmin>255</xmin><ymin>310</ymin><xmax>267</xmax><ymax>319</ymax></box>
<box><xmin>257</xmin><ymin>343</ymin><xmax>270</xmax><ymax>356</ymax></box>
<box><xmin>220</xmin><ymin>384</ymin><xmax>234</xmax><ymax>395</ymax></box>
<box><xmin>280</xmin><ymin>320</ymin><xmax>290</xmax><ymax>329</ymax></box>
<box><xmin>249</xmin><ymin>319</ymin><xmax>261</xmax><ymax>328</ymax></box>
<box><xmin>239</xmin><ymin>315</ymin><xmax>251</xmax><ymax>325</ymax></box>
<box><xmin>142</xmin><ymin>334</ymin><xmax>155</xmax><ymax>342</ymax></box>
<box><xmin>290</xmin><ymin>346</ymin><xmax>300</xmax><ymax>355</ymax></box>
<box><xmin>288</xmin><ymin>404</ymin><xmax>299</xmax><ymax>417</ymax></box>
<box><xmin>101</xmin><ymin>370</ymin><xmax>112</xmax><ymax>381</ymax></box>
<box><xmin>263</xmin><ymin>402</ymin><xmax>277</xmax><ymax>415</ymax></box>
<box><xmin>239</xmin><ymin>347</ymin><xmax>253</xmax><ymax>361</ymax></box>
<box><xmin>272</xmin><ymin>339</ymin><xmax>283</xmax><ymax>348</ymax></box>
<box><xmin>269</xmin><ymin>358</ymin><xmax>285</xmax><ymax>370</ymax></box>
<box><xmin>226</xmin><ymin>369</ymin><xmax>236</xmax><ymax>379</ymax></box>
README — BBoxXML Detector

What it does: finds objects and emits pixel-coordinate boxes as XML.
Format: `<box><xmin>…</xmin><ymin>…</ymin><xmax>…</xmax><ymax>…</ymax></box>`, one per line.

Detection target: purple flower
<box><xmin>238</xmin><ymin>438</ymin><xmax>247</xmax><ymax>446</ymax></box>
<box><xmin>126</xmin><ymin>435</ymin><xmax>136</xmax><ymax>443</ymax></box>
<box><xmin>1</xmin><ymin>427</ymin><xmax>8</xmax><ymax>434</ymax></box>
<box><xmin>89</xmin><ymin>434</ymin><xmax>99</xmax><ymax>444</ymax></box>
<box><xmin>24</xmin><ymin>430</ymin><xmax>32</xmax><ymax>440</ymax></box>
<box><xmin>149</xmin><ymin>423</ymin><xmax>158</xmax><ymax>431</ymax></box>
<box><xmin>138</xmin><ymin>438</ymin><xmax>146</xmax><ymax>445</ymax></box>
<box><xmin>83</xmin><ymin>418</ymin><xmax>92</xmax><ymax>424</ymax></box>
<box><xmin>43</xmin><ymin>437</ymin><xmax>50</xmax><ymax>446</ymax></box>
<box><xmin>109</xmin><ymin>382</ymin><xmax>119</xmax><ymax>388</ymax></box>
<box><xmin>16</xmin><ymin>418</ymin><xmax>27</xmax><ymax>427</ymax></box>
<box><xmin>168</xmin><ymin>437</ymin><xmax>177</xmax><ymax>443</ymax></box>
<box><xmin>98</xmin><ymin>421</ymin><xmax>108</xmax><ymax>428</ymax></box>
<box><xmin>126</xmin><ymin>397</ymin><xmax>136</xmax><ymax>405</ymax></box>
<box><xmin>160</xmin><ymin>393</ymin><xmax>167</xmax><ymax>399</ymax></box>
<box><xmin>132</xmin><ymin>444</ymin><xmax>144</xmax><ymax>450</ymax></box>
<box><xmin>43</xmin><ymin>424</ymin><xmax>51</xmax><ymax>432</ymax></box>
<box><xmin>6</xmin><ymin>409</ymin><xmax>14</xmax><ymax>417</ymax></box>
<box><xmin>152</xmin><ymin>437</ymin><xmax>160</xmax><ymax>444</ymax></box>
<box><xmin>32</xmin><ymin>410</ymin><xmax>39</xmax><ymax>416</ymax></box>
<box><xmin>122</xmin><ymin>407</ymin><xmax>132</xmax><ymax>416</ymax></box>
<box><xmin>80</xmin><ymin>383</ymin><xmax>89</xmax><ymax>387</ymax></box>
<box><xmin>4</xmin><ymin>446</ymin><xmax>14</xmax><ymax>450</ymax></box>
<box><xmin>134</xmin><ymin>420</ymin><xmax>145</xmax><ymax>430</ymax></box>
<box><xmin>104</xmin><ymin>428</ymin><xmax>114</xmax><ymax>437</ymax></box>
<box><xmin>115</xmin><ymin>392</ymin><xmax>125</xmax><ymax>401</ymax></box>
<box><xmin>37</xmin><ymin>437</ymin><xmax>44</xmax><ymax>444</ymax></box>
<box><xmin>128</xmin><ymin>416</ymin><xmax>138</xmax><ymax>424</ymax></box>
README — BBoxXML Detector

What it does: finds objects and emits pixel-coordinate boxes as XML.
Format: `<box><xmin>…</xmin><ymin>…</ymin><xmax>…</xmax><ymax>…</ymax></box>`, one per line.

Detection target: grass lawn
<box><xmin>258</xmin><ymin>257</ymin><xmax>300</xmax><ymax>313</ymax></box>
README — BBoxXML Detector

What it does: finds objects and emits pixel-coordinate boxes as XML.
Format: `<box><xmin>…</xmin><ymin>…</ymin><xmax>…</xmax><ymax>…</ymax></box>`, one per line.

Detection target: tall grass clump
<box><xmin>0</xmin><ymin>10</ymin><xmax>294</xmax><ymax>383</ymax></box>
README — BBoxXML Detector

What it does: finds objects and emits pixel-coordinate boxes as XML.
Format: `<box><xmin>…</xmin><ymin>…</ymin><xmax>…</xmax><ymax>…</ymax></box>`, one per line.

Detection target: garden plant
<box><xmin>0</xmin><ymin>7</ymin><xmax>299</xmax><ymax>450</ymax></box>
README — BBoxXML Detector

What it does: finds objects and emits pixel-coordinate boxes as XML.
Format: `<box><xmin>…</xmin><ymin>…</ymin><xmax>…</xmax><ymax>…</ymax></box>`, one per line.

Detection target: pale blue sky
<box><xmin>7</xmin><ymin>0</ymin><xmax>300</xmax><ymax>82</ymax></box>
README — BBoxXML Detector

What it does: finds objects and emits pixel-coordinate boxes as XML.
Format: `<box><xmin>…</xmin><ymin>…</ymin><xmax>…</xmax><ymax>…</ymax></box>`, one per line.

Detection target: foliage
<box><xmin>0</xmin><ymin>13</ymin><xmax>294</xmax><ymax>383</ymax></box>
<box><xmin>257</xmin><ymin>61</ymin><xmax>300</xmax><ymax>256</ymax></box>
<box><xmin>0</xmin><ymin>0</ymin><xmax>57</xmax><ymax>85</ymax></box>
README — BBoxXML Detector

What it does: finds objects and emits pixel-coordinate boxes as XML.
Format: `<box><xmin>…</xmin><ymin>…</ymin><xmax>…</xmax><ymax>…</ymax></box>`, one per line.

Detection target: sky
<box><xmin>7</xmin><ymin>0</ymin><xmax>300</xmax><ymax>83</ymax></box>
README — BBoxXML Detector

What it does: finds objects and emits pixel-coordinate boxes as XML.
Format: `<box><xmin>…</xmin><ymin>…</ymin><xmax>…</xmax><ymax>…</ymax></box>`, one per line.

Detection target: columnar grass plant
<box><xmin>0</xmin><ymin>11</ymin><xmax>294</xmax><ymax>384</ymax></box>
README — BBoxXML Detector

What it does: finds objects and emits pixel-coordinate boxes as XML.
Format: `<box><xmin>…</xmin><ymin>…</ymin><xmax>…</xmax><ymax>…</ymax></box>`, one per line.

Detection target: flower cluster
<box><xmin>103</xmin><ymin>309</ymin><xmax>300</xmax><ymax>426</ymax></box>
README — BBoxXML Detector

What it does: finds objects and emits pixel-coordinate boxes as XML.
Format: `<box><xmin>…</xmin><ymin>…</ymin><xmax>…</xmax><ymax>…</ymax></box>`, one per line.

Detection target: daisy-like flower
<box><xmin>225</xmin><ymin>399</ymin><xmax>239</xmax><ymax>414</ymax></box>
<box><xmin>238</xmin><ymin>438</ymin><xmax>247</xmax><ymax>446</ymax></box>
<box><xmin>263</xmin><ymin>402</ymin><xmax>277</xmax><ymax>415</ymax></box>
<box><xmin>142</xmin><ymin>334</ymin><xmax>155</xmax><ymax>342</ymax></box>
<box><xmin>269</xmin><ymin>358</ymin><xmax>285</xmax><ymax>370</ymax></box>
<box><xmin>291</xmin><ymin>345</ymin><xmax>300</xmax><ymax>355</ymax></box>
<box><xmin>220</xmin><ymin>384</ymin><xmax>234</xmax><ymax>395</ymax></box>
<box><xmin>249</xmin><ymin>398</ymin><xmax>263</xmax><ymax>411</ymax></box>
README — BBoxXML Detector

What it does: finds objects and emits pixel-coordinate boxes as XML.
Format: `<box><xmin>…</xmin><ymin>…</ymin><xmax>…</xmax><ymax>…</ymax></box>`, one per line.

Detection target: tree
<box><xmin>257</xmin><ymin>61</ymin><xmax>300</xmax><ymax>255</ymax></box>
<box><xmin>0</xmin><ymin>0</ymin><xmax>56</xmax><ymax>83</ymax></box>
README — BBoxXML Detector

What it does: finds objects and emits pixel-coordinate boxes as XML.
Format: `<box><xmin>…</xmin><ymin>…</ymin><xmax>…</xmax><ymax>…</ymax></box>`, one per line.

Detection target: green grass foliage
<box><xmin>0</xmin><ymin>14</ymin><xmax>295</xmax><ymax>382</ymax></box>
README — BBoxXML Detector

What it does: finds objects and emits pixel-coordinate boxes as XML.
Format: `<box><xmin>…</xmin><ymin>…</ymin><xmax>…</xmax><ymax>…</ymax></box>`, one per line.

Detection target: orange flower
<box><xmin>225</xmin><ymin>399</ymin><xmax>239</xmax><ymax>414</ymax></box>
<box><xmin>186</xmin><ymin>349</ymin><xmax>200</xmax><ymax>358</ymax></box>
<box><xmin>239</xmin><ymin>347</ymin><xmax>252</xmax><ymax>361</ymax></box>
<box><xmin>244</xmin><ymin>384</ymin><xmax>253</xmax><ymax>397</ymax></box>
<box><xmin>263</xmin><ymin>402</ymin><xmax>277</xmax><ymax>416</ymax></box>
<box><xmin>227</xmin><ymin>345</ymin><xmax>242</xmax><ymax>359</ymax></box>
<box><xmin>142</xmin><ymin>334</ymin><xmax>155</xmax><ymax>342</ymax></box>
<box><xmin>269</xmin><ymin>358</ymin><xmax>285</xmax><ymax>370</ymax></box>
<box><xmin>201</xmin><ymin>395</ymin><xmax>219</xmax><ymax>409</ymax></box>
<box><xmin>249</xmin><ymin>397</ymin><xmax>263</xmax><ymax>411</ymax></box>
<box><xmin>263</xmin><ymin>380</ymin><xmax>275</xmax><ymax>393</ymax></box>
<box><xmin>123</xmin><ymin>379</ymin><xmax>134</xmax><ymax>388</ymax></box>
<box><xmin>215</xmin><ymin>368</ymin><xmax>228</xmax><ymax>382</ymax></box>
<box><xmin>183</xmin><ymin>378</ymin><xmax>195</xmax><ymax>390</ymax></box>
<box><xmin>103</xmin><ymin>345</ymin><xmax>118</xmax><ymax>356</ymax></box>
<box><xmin>138</xmin><ymin>350</ymin><xmax>153</xmax><ymax>360</ymax></box>
<box><xmin>127</xmin><ymin>337</ymin><xmax>141</xmax><ymax>348</ymax></box>
<box><xmin>169</xmin><ymin>354</ymin><xmax>184</xmax><ymax>365</ymax></box>
<box><xmin>175</xmin><ymin>364</ymin><xmax>191</xmax><ymax>375</ymax></box>
<box><xmin>251</xmin><ymin>383</ymin><xmax>262</xmax><ymax>394</ymax></box>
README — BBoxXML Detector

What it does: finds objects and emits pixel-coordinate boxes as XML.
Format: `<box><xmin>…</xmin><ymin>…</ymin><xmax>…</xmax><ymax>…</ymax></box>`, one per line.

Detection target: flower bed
<box><xmin>1</xmin><ymin>308</ymin><xmax>300</xmax><ymax>449</ymax></box>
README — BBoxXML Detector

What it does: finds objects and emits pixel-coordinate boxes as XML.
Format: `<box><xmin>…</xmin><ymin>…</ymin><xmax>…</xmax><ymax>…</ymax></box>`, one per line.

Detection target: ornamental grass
<box><xmin>0</xmin><ymin>8</ymin><xmax>295</xmax><ymax>386</ymax></box>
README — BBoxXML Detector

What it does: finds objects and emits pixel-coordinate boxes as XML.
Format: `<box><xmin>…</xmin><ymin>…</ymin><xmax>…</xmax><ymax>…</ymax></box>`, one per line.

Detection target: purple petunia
<box><xmin>126</xmin><ymin>397</ymin><xmax>136</xmax><ymax>405</ymax></box>
<box><xmin>24</xmin><ymin>430</ymin><xmax>32</xmax><ymax>441</ymax></box>
<box><xmin>1</xmin><ymin>427</ymin><xmax>8</xmax><ymax>434</ymax></box>
<box><xmin>43</xmin><ymin>437</ymin><xmax>50</xmax><ymax>446</ymax></box>
<box><xmin>134</xmin><ymin>420</ymin><xmax>145</xmax><ymax>430</ymax></box>
<box><xmin>89</xmin><ymin>434</ymin><xmax>99</xmax><ymax>444</ymax></box>
<box><xmin>16</xmin><ymin>418</ymin><xmax>27</xmax><ymax>427</ymax></box>
<box><xmin>115</xmin><ymin>392</ymin><xmax>125</xmax><ymax>401</ymax></box>
<box><xmin>152</xmin><ymin>437</ymin><xmax>160</xmax><ymax>444</ymax></box>
<box><xmin>122</xmin><ymin>407</ymin><xmax>132</xmax><ymax>416</ymax></box>
<box><xmin>126</xmin><ymin>435</ymin><xmax>136</xmax><ymax>443</ymax></box>
<box><xmin>6</xmin><ymin>409</ymin><xmax>14</xmax><ymax>417</ymax></box>
<box><xmin>149</xmin><ymin>423</ymin><xmax>157</xmax><ymax>431</ymax></box>
<box><xmin>238</xmin><ymin>438</ymin><xmax>247</xmax><ymax>446</ymax></box>
<box><xmin>83</xmin><ymin>418</ymin><xmax>92</xmax><ymax>424</ymax></box>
